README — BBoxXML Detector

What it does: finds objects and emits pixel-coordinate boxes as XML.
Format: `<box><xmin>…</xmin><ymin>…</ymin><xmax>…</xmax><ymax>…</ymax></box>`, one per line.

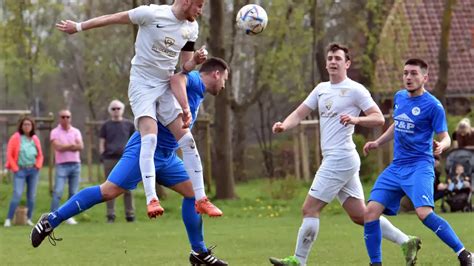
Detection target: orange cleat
<box><xmin>195</xmin><ymin>197</ymin><xmax>223</xmax><ymax>217</ymax></box>
<box><xmin>147</xmin><ymin>198</ymin><xmax>164</xmax><ymax>218</ymax></box>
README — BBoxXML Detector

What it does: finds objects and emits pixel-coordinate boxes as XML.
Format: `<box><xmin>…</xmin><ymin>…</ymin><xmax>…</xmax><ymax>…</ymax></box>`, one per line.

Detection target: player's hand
<box><xmin>193</xmin><ymin>45</ymin><xmax>208</xmax><ymax>65</ymax></box>
<box><xmin>433</xmin><ymin>140</ymin><xmax>445</xmax><ymax>155</ymax></box>
<box><xmin>56</xmin><ymin>20</ymin><xmax>80</xmax><ymax>34</ymax></box>
<box><xmin>182</xmin><ymin>108</ymin><xmax>192</xmax><ymax>129</ymax></box>
<box><xmin>339</xmin><ymin>114</ymin><xmax>359</xmax><ymax>127</ymax></box>
<box><xmin>272</xmin><ymin>122</ymin><xmax>285</xmax><ymax>133</ymax></box>
<box><xmin>363</xmin><ymin>141</ymin><xmax>379</xmax><ymax>156</ymax></box>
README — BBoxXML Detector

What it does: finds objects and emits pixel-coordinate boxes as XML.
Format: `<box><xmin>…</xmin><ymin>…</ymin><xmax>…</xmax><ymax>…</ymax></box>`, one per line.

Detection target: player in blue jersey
<box><xmin>30</xmin><ymin>58</ymin><xmax>229</xmax><ymax>265</ymax></box>
<box><xmin>362</xmin><ymin>58</ymin><xmax>472</xmax><ymax>266</ymax></box>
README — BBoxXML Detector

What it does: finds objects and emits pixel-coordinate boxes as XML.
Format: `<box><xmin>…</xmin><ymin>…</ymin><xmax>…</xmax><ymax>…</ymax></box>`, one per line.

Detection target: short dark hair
<box><xmin>405</xmin><ymin>58</ymin><xmax>429</xmax><ymax>73</ymax></box>
<box><xmin>199</xmin><ymin>57</ymin><xmax>229</xmax><ymax>74</ymax></box>
<box><xmin>326</xmin><ymin>43</ymin><xmax>350</xmax><ymax>61</ymax></box>
<box><xmin>17</xmin><ymin>116</ymin><xmax>36</xmax><ymax>136</ymax></box>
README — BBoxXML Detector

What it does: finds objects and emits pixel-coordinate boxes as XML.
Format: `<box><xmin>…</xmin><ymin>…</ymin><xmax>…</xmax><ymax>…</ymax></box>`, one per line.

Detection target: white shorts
<box><xmin>308</xmin><ymin>151</ymin><xmax>364</xmax><ymax>204</ymax></box>
<box><xmin>128</xmin><ymin>79</ymin><xmax>182</xmax><ymax>128</ymax></box>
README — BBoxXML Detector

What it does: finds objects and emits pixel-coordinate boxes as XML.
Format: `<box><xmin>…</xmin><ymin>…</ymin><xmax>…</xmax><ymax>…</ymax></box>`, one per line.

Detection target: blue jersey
<box><xmin>392</xmin><ymin>90</ymin><xmax>447</xmax><ymax>165</ymax></box>
<box><xmin>127</xmin><ymin>70</ymin><xmax>206</xmax><ymax>151</ymax></box>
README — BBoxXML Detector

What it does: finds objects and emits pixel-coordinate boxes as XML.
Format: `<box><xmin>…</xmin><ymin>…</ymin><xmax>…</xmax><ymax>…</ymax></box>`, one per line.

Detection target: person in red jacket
<box><xmin>4</xmin><ymin>117</ymin><xmax>43</xmax><ymax>227</ymax></box>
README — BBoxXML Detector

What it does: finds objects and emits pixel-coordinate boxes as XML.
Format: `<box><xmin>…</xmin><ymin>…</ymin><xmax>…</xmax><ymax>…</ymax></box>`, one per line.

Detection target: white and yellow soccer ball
<box><xmin>236</xmin><ymin>4</ymin><xmax>268</xmax><ymax>35</ymax></box>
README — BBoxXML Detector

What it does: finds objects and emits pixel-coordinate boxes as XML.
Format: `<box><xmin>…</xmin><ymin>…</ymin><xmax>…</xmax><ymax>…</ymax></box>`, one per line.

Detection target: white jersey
<box><xmin>303</xmin><ymin>78</ymin><xmax>376</xmax><ymax>158</ymax></box>
<box><xmin>128</xmin><ymin>5</ymin><xmax>199</xmax><ymax>82</ymax></box>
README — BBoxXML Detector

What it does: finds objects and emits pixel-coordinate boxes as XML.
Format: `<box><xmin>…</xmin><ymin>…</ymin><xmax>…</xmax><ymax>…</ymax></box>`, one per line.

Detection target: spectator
<box><xmin>447</xmin><ymin>163</ymin><xmax>471</xmax><ymax>192</ymax></box>
<box><xmin>452</xmin><ymin>118</ymin><xmax>474</xmax><ymax>150</ymax></box>
<box><xmin>50</xmin><ymin>109</ymin><xmax>83</xmax><ymax>225</ymax></box>
<box><xmin>4</xmin><ymin>117</ymin><xmax>43</xmax><ymax>227</ymax></box>
<box><xmin>99</xmin><ymin>100</ymin><xmax>136</xmax><ymax>223</ymax></box>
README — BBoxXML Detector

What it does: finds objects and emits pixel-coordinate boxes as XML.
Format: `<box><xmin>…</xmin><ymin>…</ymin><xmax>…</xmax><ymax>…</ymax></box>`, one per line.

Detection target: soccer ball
<box><xmin>236</xmin><ymin>4</ymin><xmax>268</xmax><ymax>35</ymax></box>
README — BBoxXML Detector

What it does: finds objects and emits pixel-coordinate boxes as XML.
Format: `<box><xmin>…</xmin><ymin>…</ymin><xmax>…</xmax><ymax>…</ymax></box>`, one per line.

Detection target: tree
<box><xmin>209</xmin><ymin>0</ymin><xmax>236</xmax><ymax>199</ymax></box>
<box><xmin>433</xmin><ymin>0</ymin><xmax>457</xmax><ymax>105</ymax></box>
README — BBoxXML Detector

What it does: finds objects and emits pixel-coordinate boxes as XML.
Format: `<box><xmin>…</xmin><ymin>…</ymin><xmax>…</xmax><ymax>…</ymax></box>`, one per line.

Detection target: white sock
<box><xmin>178</xmin><ymin>132</ymin><xmax>206</xmax><ymax>200</ymax></box>
<box><xmin>380</xmin><ymin>216</ymin><xmax>409</xmax><ymax>245</ymax></box>
<box><xmin>140</xmin><ymin>134</ymin><xmax>158</xmax><ymax>204</ymax></box>
<box><xmin>294</xmin><ymin>217</ymin><xmax>319</xmax><ymax>265</ymax></box>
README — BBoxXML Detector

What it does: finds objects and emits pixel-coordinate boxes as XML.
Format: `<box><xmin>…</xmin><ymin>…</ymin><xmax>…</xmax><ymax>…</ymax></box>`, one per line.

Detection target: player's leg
<box><xmin>159</xmin><ymin>154</ymin><xmax>227</xmax><ymax>265</ymax></box>
<box><xmin>159</xmin><ymin>89</ymin><xmax>221</xmax><ymax>217</ymax></box>
<box><xmin>31</xmin><ymin>151</ymin><xmax>142</xmax><ymax>248</ymax></box>
<box><xmin>339</xmin><ymin>171</ymin><xmax>421</xmax><ymax>265</ymax></box>
<box><xmin>407</xmin><ymin>162</ymin><xmax>472</xmax><ymax>265</ymax></box>
<box><xmin>363</xmin><ymin>164</ymin><xmax>406</xmax><ymax>265</ymax></box>
<box><xmin>270</xmin><ymin>162</ymin><xmax>348</xmax><ymax>266</ymax></box>
<box><xmin>123</xmin><ymin>190</ymin><xmax>135</xmax><ymax>222</ymax></box>
<box><xmin>129</xmin><ymin>79</ymin><xmax>162</xmax><ymax>218</ymax></box>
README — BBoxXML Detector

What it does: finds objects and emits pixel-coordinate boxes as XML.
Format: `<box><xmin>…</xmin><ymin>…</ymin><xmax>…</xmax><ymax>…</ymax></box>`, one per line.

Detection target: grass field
<box><xmin>0</xmin><ymin>177</ymin><xmax>472</xmax><ymax>265</ymax></box>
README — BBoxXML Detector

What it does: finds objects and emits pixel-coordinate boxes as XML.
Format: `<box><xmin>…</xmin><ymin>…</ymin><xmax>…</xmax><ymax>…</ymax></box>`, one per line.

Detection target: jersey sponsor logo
<box><xmin>394</xmin><ymin>113</ymin><xmax>415</xmax><ymax>133</ymax></box>
<box><xmin>152</xmin><ymin>37</ymin><xmax>178</xmax><ymax>57</ymax></box>
<box><xmin>412</xmin><ymin>107</ymin><xmax>421</xmax><ymax>116</ymax></box>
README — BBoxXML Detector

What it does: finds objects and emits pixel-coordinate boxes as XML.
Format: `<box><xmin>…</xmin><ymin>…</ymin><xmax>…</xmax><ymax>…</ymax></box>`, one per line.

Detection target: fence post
<box><xmin>293</xmin><ymin>127</ymin><xmax>301</xmax><ymax>180</ymax></box>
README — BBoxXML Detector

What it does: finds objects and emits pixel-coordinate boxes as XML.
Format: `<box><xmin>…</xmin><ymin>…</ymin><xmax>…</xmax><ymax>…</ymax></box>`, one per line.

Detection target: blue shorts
<box><xmin>369</xmin><ymin>161</ymin><xmax>434</xmax><ymax>215</ymax></box>
<box><xmin>107</xmin><ymin>146</ymin><xmax>189</xmax><ymax>190</ymax></box>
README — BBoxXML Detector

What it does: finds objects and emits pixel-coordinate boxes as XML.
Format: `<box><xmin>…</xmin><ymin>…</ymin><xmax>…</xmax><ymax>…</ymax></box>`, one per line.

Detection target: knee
<box><xmin>364</xmin><ymin>205</ymin><xmax>380</xmax><ymax>222</ymax></box>
<box><xmin>100</xmin><ymin>183</ymin><xmax>123</xmax><ymax>201</ymax></box>
<box><xmin>301</xmin><ymin>205</ymin><xmax>319</xmax><ymax>217</ymax></box>
<box><xmin>177</xmin><ymin>132</ymin><xmax>195</xmax><ymax>150</ymax></box>
<box><xmin>349</xmin><ymin>214</ymin><xmax>365</xmax><ymax>225</ymax></box>
<box><xmin>415</xmin><ymin>207</ymin><xmax>432</xmax><ymax>221</ymax></box>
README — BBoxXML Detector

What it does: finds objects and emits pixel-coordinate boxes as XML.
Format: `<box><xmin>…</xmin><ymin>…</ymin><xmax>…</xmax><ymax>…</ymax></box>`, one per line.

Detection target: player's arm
<box><xmin>340</xmin><ymin>105</ymin><xmax>385</xmax><ymax>128</ymax></box>
<box><xmin>181</xmin><ymin>45</ymin><xmax>207</xmax><ymax>73</ymax></box>
<box><xmin>363</xmin><ymin>123</ymin><xmax>395</xmax><ymax>156</ymax></box>
<box><xmin>272</xmin><ymin>103</ymin><xmax>312</xmax><ymax>133</ymax></box>
<box><xmin>170</xmin><ymin>73</ymin><xmax>191</xmax><ymax>128</ymax></box>
<box><xmin>433</xmin><ymin>131</ymin><xmax>451</xmax><ymax>155</ymax></box>
<box><xmin>56</xmin><ymin>11</ymin><xmax>131</xmax><ymax>34</ymax></box>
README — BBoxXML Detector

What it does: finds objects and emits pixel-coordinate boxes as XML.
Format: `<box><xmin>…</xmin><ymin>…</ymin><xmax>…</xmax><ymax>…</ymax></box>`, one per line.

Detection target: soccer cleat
<box><xmin>30</xmin><ymin>213</ymin><xmax>62</xmax><ymax>248</ymax></box>
<box><xmin>369</xmin><ymin>263</ymin><xmax>382</xmax><ymax>266</ymax></box>
<box><xmin>401</xmin><ymin>235</ymin><xmax>422</xmax><ymax>265</ymax></box>
<box><xmin>195</xmin><ymin>197</ymin><xmax>223</xmax><ymax>217</ymax></box>
<box><xmin>458</xmin><ymin>249</ymin><xmax>472</xmax><ymax>266</ymax></box>
<box><xmin>269</xmin><ymin>255</ymin><xmax>301</xmax><ymax>266</ymax></box>
<box><xmin>189</xmin><ymin>246</ymin><xmax>228</xmax><ymax>265</ymax></box>
<box><xmin>147</xmin><ymin>198</ymin><xmax>164</xmax><ymax>218</ymax></box>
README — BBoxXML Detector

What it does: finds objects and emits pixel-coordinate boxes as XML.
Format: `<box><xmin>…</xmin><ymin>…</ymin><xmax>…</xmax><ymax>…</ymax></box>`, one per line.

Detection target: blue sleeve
<box><xmin>431</xmin><ymin>102</ymin><xmax>448</xmax><ymax>134</ymax></box>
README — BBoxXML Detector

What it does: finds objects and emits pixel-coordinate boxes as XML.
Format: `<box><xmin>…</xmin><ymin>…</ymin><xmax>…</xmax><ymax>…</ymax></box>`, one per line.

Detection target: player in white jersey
<box><xmin>56</xmin><ymin>0</ymin><xmax>223</xmax><ymax>219</ymax></box>
<box><xmin>269</xmin><ymin>43</ymin><xmax>421</xmax><ymax>266</ymax></box>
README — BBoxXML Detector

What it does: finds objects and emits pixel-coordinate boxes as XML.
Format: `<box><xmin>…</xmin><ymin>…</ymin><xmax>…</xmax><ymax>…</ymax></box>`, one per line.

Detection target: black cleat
<box><xmin>30</xmin><ymin>213</ymin><xmax>62</xmax><ymax>247</ymax></box>
<box><xmin>458</xmin><ymin>250</ymin><xmax>472</xmax><ymax>266</ymax></box>
<box><xmin>189</xmin><ymin>246</ymin><xmax>228</xmax><ymax>265</ymax></box>
<box><xmin>370</xmin><ymin>263</ymin><xmax>382</xmax><ymax>266</ymax></box>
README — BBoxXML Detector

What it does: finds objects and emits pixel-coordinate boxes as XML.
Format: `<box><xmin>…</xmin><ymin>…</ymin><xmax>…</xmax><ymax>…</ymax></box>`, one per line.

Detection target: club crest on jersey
<box><xmin>325</xmin><ymin>100</ymin><xmax>333</xmax><ymax>110</ymax></box>
<box><xmin>164</xmin><ymin>37</ymin><xmax>175</xmax><ymax>47</ymax></box>
<box><xmin>412</xmin><ymin>107</ymin><xmax>420</xmax><ymax>116</ymax></box>
<box><xmin>340</xmin><ymin>88</ymin><xmax>350</xmax><ymax>96</ymax></box>
<box><xmin>152</xmin><ymin>37</ymin><xmax>177</xmax><ymax>57</ymax></box>
<box><xmin>393</xmin><ymin>113</ymin><xmax>415</xmax><ymax>133</ymax></box>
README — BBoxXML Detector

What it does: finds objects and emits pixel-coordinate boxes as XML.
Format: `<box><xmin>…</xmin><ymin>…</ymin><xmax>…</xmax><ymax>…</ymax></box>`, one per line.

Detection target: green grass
<box><xmin>0</xmin><ymin>177</ymin><xmax>473</xmax><ymax>265</ymax></box>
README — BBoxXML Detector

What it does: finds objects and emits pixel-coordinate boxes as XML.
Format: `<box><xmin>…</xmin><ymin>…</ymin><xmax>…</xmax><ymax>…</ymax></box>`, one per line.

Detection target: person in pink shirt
<box><xmin>50</xmin><ymin>109</ymin><xmax>83</xmax><ymax>225</ymax></box>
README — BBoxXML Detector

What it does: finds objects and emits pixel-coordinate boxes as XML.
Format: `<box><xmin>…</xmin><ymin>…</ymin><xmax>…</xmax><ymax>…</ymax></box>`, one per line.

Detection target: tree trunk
<box><xmin>433</xmin><ymin>0</ymin><xmax>456</xmax><ymax>105</ymax></box>
<box><xmin>209</xmin><ymin>0</ymin><xmax>235</xmax><ymax>199</ymax></box>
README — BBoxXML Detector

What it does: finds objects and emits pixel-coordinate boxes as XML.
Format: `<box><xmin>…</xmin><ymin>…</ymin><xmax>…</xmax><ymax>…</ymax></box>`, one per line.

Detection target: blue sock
<box><xmin>48</xmin><ymin>186</ymin><xmax>103</xmax><ymax>228</ymax></box>
<box><xmin>422</xmin><ymin>212</ymin><xmax>464</xmax><ymax>253</ymax></box>
<box><xmin>364</xmin><ymin>219</ymin><xmax>382</xmax><ymax>263</ymax></box>
<box><xmin>182</xmin><ymin>197</ymin><xmax>207</xmax><ymax>253</ymax></box>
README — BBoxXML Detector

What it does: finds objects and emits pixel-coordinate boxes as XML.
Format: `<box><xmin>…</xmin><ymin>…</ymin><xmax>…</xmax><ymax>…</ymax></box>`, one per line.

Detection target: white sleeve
<box><xmin>189</xmin><ymin>22</ymin><xmax>199</xmax><ymax>42</ymax></box>
<box><xmin>355</xmin><ymin>85</ymin><xmax>377</xmax><ymax>112</ymax></box>
<box><xmin>303</xmin><ymin>85</ymin><xmax>320</xmax><ymax>110</ymax></box>
<box><xmin>128</xmin><ymin>5</ymin><xmax>154</xmax><ymax>25</ymax></box>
